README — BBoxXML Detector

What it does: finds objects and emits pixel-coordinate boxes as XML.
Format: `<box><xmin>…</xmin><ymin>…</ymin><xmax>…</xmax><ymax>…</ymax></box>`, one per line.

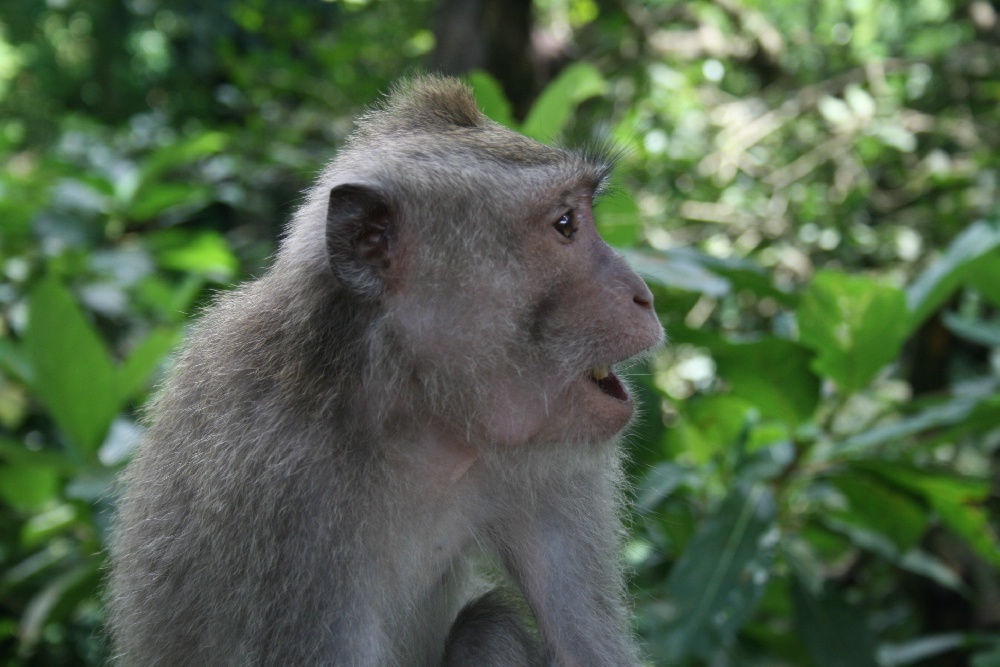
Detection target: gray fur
<box><xmin>108</xmin><ymin>76</ymin><xmax>663</xmax><ymax>666</ymax></box>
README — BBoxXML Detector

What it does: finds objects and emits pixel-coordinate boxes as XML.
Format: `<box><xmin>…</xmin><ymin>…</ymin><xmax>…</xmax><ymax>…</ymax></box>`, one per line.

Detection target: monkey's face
<box><xmin>385</xmin><ymin>178</ymin><xmax>663</xmax><ymax>449</ymax></box>
<box><xmin>505</xmin><ymin>182</ymin><xmax>663</xmax><ymax>445</ymax></box>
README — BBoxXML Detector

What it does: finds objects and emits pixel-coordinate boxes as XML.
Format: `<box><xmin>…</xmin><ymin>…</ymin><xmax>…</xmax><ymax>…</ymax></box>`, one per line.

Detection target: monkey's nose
<box><xmin>633</xmin><ymin>281</ymin><xmax>654</xmax><ymax>311</ymax></box>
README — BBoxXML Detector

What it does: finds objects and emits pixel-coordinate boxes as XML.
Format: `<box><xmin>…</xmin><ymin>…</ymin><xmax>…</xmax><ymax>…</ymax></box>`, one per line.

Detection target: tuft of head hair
<box><xmin>351</xmin><ymin>75</ymin><xmax>487</xmax><ymax>139</ymax></box>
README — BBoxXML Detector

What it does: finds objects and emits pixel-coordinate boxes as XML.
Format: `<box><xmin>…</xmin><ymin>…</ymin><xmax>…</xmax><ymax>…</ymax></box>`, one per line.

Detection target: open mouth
<box><xmin>588</xmin><ymin>365</ymin><xmax>629</xmax><ymax>402</ymax></box>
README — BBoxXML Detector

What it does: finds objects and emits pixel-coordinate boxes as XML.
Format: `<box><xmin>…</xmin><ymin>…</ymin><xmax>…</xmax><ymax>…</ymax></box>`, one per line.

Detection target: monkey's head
<box><xmin>282</xmin><ymin>76</ymin><xmax>663</xmax><ymax>448</ymax></box>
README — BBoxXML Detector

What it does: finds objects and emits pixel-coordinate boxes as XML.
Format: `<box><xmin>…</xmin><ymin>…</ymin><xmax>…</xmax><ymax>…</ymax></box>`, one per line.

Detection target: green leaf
<box><xmin>0</xmin><ymin>464</ymin><xmax>60</xmax><ymax>512</ymax></box>
<box><xmin>138</xmin><ymin>131</ymin><xmax>229</xmax><ymax>185</ymax></box>
<box><xmin>942</xmin><ymin>312</ymin><xmax>1000</xmax><ymax>347</ymax></box>
<box><xmin>896</xmin><ymin>550</ymin><xmax>966</xmax><ymax>593</ymax></box>
<box><xmin>22</xmin><ymin>504</ymin><xmax>80</xmax><ymax>547</ymax></box>
<box><xmin>0</xmin><ymin>336</ymin><xmax>33</xmax><ymax>384</ymax></box>
<box><xmin>0</xmin><ymin>438</ymin><xmax>78</xmax><ymax>476</ymax></box>
<box><xmin>467</xmin><ymin>70</ymin><xmax>516</xmax><ymax>129</ymax></box>
<box><xmin>798</xmin><ymin>271</ymin><xmax>909</xmax><ymax>392</ymax></box>
<box><xmin>792</xmin><ymin>579</ymin><xmax>879</xmax><ymax>667</ymax></box>
<box><xmin>829</xmin><ymin>471</ymin><xmax>928</xmax><ymax>551</ymax></box>
<box><xmin>668</xmin><ymin>394</ymin><xmax>753</xmax><ymax>465</ymax></box>
<box><xmin>821</xmin><ymin>515</ymin><xmax>965</xmax><ymax>592</ymax></box>
<box><xmin>735</xmin><ymin>439</ymin><xmax>795</xmax><ymax>484</ymax></box>
<box><xmin>19</xmin><ymin>560</ymin><xmax>101</xmax><ymax>653</ymax></box>
<box><xmin>696</xmin><ymin>253</ymin><xmax>796</xmax><ymax>305</ymax></box>
<box><xmin>655</xmin><ymin>485</ymin><xmax>777</xmax><ymax>662</ymax></box>
<box><xmin>932</xmin><ymin>394</ymin><xmax>1000</xmax><ymax>446</ymax></box>
<box><xmin>157</xmin><ymin>230</ymin><xmax>238</xmax><ymax>282</ymax></box>
<box><xmin>119</xmin><ymin>327</ymin><xmax>178</xmax><ymax>400</ymax></box>
<box><xmin>127</xmin><ymin>183</ymin><xmax>212</xmax><ymax>221</ymax></box>
<box><xmin>2</xmin><ymin>546</ymin><xmax>65</xmax><ymax>588</ymax></box>
<box><xmin>25</xmin><ymin>278</ymin><xmax>121</xmax><ymax>456</ymax></box>
<box><xmin>137</xmin><ymin>273</ymin><xmax>206</xmax><ymax>323</ymax></box>
<box><xmin>858</xmin><ymin>461</ymin><xmax>1000</xmax><ymax>566</ymax></box>
<box><xmin>907</xmin><ymin>219</ymin><xmax>1000</xmax><ymax>327</ymax></box>
<box><xmin>635</xmin><ymin>462</ymin><xmax>688</xmax><ymax>512</ymax></box>
<box><xmin>972</xmin><ymin>645</ymin><xmax>1000</xmax><ymax>667</ymax></box>
<box><xmin>521</xmin><ymin>62</ymin><xmax>607</xmax><ymax>141</ymax></box>
<box><xmin>965</xmin><ymin>254</ymin><xmax>1000</xmax><ymax>308</ymax></box>
<box><xmin>837</xmin><ymin>390</ymin><xmax>995</xmax><ymax>456</ymax></box>
<box><xmin>713</xmin><ymin>337</ymin><xmax>820</xmax><ymax>425</ymax></box>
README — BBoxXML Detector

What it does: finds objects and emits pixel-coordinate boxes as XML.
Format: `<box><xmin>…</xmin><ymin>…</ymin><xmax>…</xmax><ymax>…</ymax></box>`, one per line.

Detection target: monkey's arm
<box><xmin>501</xmin><ymin>464</ymin><xmax>640</xmax><ymax>667</ymax></box>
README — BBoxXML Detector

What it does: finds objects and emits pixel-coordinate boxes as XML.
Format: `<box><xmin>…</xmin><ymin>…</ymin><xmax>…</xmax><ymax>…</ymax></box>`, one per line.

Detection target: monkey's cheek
<box><xmin>481</xmin><ymin>393</ymin><xmax>551</xmax><ymax>447</ymax></box>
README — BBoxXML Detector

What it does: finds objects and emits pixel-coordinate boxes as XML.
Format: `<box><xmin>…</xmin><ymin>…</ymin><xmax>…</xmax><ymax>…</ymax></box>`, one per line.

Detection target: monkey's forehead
<box><xmin>338</xmin><ymin>128</ymin><xmax>613</xmax><ymax>195</ymax></box>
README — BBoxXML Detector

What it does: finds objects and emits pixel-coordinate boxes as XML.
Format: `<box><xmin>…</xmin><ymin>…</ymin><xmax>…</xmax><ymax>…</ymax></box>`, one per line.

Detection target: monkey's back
<box><xmin>107</xmin><ymin>276</ymin><xmax>392</xmax><ymax>665</ymax></box>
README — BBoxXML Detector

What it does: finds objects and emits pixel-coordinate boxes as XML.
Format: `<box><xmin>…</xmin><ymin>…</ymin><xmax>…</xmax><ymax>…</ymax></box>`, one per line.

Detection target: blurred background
<box><xmin>1</xmin><ymin>0</ymin><xmax>1000</xmax><ymax>664</ymax></box>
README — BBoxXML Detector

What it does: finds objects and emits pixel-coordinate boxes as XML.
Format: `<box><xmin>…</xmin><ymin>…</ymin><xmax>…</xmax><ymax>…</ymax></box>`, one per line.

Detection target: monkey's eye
<box><xmin>553</xmin><ymin>211</ymin><xmax>576</xmax><ymax>239</ymax></box>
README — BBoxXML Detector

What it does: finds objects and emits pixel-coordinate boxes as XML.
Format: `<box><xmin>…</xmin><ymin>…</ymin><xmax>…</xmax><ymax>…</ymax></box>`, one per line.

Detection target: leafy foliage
<box><xmin>1</xmin><ymin>0</ymin><xmax>999</xmax><ymax>665</ymax></box>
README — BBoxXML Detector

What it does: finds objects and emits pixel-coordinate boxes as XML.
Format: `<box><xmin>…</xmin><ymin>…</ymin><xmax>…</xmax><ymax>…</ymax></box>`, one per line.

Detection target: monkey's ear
<box><xmin>326</xmin><ymin>184</ymin><xmax>394</xmax><ymax>300</ymax></box>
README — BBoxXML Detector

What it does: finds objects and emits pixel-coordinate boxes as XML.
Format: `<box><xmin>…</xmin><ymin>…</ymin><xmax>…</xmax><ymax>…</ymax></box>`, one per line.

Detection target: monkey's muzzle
<box><xmin>589</xmin><ymin>366</ymin><xmax>629</xmax><ymax>402</ymax></box>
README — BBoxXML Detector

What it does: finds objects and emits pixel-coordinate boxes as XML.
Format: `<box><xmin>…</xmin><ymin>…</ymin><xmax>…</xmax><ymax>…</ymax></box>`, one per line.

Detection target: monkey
<box><xmin>107</xmin><ymin>75</ymin><xmax>663</xmax><ymax>666</ymax></box>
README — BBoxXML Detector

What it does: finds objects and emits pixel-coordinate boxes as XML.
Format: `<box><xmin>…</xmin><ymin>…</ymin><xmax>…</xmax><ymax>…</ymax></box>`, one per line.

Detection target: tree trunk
<box><xmin>430</xmin><ymin>0</ymin><xmax>537</xmax><ymax>119</ymax></box>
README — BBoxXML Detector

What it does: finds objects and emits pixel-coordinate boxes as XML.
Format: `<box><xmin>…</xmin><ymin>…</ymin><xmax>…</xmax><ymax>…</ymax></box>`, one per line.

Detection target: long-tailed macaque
<box><xmin>108</xmin><ymin>76</ymin><xmax>663</xmax><ymax>666</ymax></box>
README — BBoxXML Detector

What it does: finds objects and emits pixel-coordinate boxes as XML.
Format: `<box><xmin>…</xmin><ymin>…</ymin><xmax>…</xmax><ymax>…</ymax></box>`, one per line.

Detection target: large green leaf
<box><xmin>836</xmin><ymin>389</ymin><xmax>997</xmax><ymax>456</ymax></box>
<box><xmin>858</xmin><ymin>461</ymin><xmax>1000</xmax><ymax>566</ymax></box>
<box><xmin>126</xmin><ymin>183</ymin><xmax>212</xmax><ymax>221</ymax></box>
<box><xmin>137</xmin><ymin>131</ymin><xmax>229</xmax><ymax>186</ymax></box>
<box><xmin>25</xmin><ymin>278</ymin><xmax>121</xmax><ymax>457</ymax></box>
<box><xmin>878</xmin><ymin>633</ymin><xmax>968</xmax><ymax>666</ymax></box>
<box><xmin>521</xmin><ymin>62</ymin><xmax>607</xmax><ymax>141</ymax></box>
<box><xmin>24</xmin><ymin>279</ymin><xmax>178</xmax><ymax>457</ymax></box>
<box><xmin>829</xmin><ymin>471</ymin><xmax>928</xmax><ymax>551</ymax></box>
<box><xmin>713</xmin><ymin>337</ymin><xmax>820</xmax><ymax>425</ymax></box>
<box><xmin>821</xmin><ymin>516</ymin><xmax>966</xmax><ymax>593</ymax></box>
<box><xmin>654</xmin><ymin>485</ymin><xmax>777</xmax><ymax>662</ymax></box>
<box><xmin>0</xmin><ymin>464</ymin><xmax>60</xmax><ymax>512</ymax></box>
<box><xmin>792</xmin><ymin>578</ymin><xmax>879</xmax><ymax>667</ymax></box>
<box><xmin>798</xmin><ymin>271</ymin><xmax>909</xmax><ymax>392</ymax></box>
<box><xmin>907</xmin><ymin>219</ymin><xmax>1000</xmax><ymax>326</ymax></box>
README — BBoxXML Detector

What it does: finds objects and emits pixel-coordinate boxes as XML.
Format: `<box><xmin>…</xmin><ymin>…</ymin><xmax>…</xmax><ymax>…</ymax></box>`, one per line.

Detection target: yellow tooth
<box><xmin>592</xmin><ymin>366</ymin><xmax>609</xmax><ymax>381</ymax></box>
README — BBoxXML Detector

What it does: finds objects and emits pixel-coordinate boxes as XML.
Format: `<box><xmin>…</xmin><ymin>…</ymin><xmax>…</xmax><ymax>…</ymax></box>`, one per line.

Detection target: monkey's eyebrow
<box><xmin>594</xmin><ymin>162</ymin><xmax>615</xmax><ymax>190</ymax></box>
<box><xmin>570</xmin><ymin>166</ymin><xmax>612</xmax><ymax>200</ymax></box>
<box><xmin>571</xmin><ymin>141</ymin><xmax>618</xmax><ymax>190</ymax></box>
<box><xmin>554</xmin><ymin>185</ymin><xmax>595</xmax><ymax>207</ymax></box>
<box><xmin>585</xmin><ymin>166</ymin><xmax>613</xmax><ymax>195</ymax></box>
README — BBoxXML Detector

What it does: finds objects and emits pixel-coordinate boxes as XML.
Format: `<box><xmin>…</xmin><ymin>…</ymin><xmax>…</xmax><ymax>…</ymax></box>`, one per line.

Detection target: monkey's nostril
<box><xmin>633</xmin><ymin>293</ymin><xmax>653</xmax><ymax>310</ymax></box>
